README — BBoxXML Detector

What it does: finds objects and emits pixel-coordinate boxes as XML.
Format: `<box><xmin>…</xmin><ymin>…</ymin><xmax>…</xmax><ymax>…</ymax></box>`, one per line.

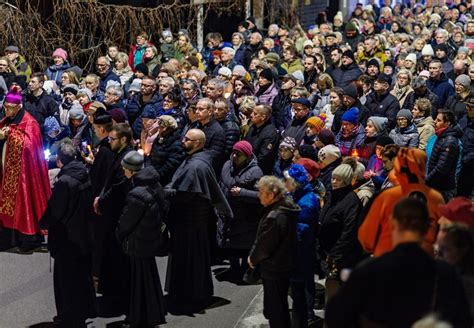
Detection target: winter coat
<box><xmin>272</xmin><ymin>158</ymin><xmax>293</xmax><ymax>178</ymax></box>
<box><xmin>390</xmin><ymin>86</ymin><xmax>415</xmax><ymax>110</ymax></box>
<box><xmin>45</xmin><ymin>61</ymin><xmax>72</xmax><ymax>86</ymax></box>
<box><xmin>256</xmin><ymin>82</ymin><xmax>279</xmax><ymax>106</ymax></box>
<box><xmin>99</xmin><ymin>69</ymin><xmax>121</xmax><ymax>93</ymax></box>
<box><xmin>126</xmin><ymin>92</ymin><xmax>162</xmax><ymax>139</ymax></box>
<box><xmin>39</xmin><ymin>160</ymin><xmax>93</xmax><ymax>257</ymax></box>
<box><xmin>330</xmin><ymin>63</ymin><xmax>363</xmax><ymax>89</ymax></box>
<box><xmin>249</xmin><ymin>198</ymin><xmax>299</xmax><ymax>279</ymax></box>
<box><xmin>365</xmin><ymin>91</ymin><xmax>401</xmax><ymax>131</ymax></box>
<box><xmin>335</xmin><ymin>125</ymin><xmax>366</xmax><ymax>157</ymax></box>
<box><xmin>244</xmin><ymin>120</ymin><xmax>280</xmax><ymax>175</ymax></box>
<box><xmin>415</xmin><ymin>116</ymin><xmax>435</xmax><ymax>150</ymax></box>
<box><xmin>359</xmin><ymin>148</ymin><xmax>445</xmax><ymax>257</ymax></box>
<box><xmin>304</xmin><ymin>70</ymin><xmax>319</xmax><ymax>93</ymax></box>
<box><xmin>15</xmin><ymin>55</ymin><xmax>32</xmax><ymax>83</ymax></box>
<box><xmin>217</xmin><ymin>157</ymin><xmax>263</xmax><ymax>250</ymax></box>
<box><xmin>459</xmin><ymin>116</ymin><xmax>474</xmax><ymax>165</ymax></box>
<box><xmin>243</xmin><ymin>42</ymin><xmax>261</xmax><ymax>69</ymax></box>
<box><xmin>357</xmin><ymin>134</ymin><xmax>379</xmax><ymax>166</ymax></box>
<box><xmin>292</xmin><ymin>183</ymin><xmax>320</xmax><ymax>280</ymax></box>
<box><xmin>414</xmin><ymin>89</ymin><xmax>440</xmax><ymax>118</ymax></box>
<box><xmin>319</xmin><ymin>158</ymin><xmax>342</xmax><ymax>192</ymax></box>
<box><xmin>427</xmin><ymin>74</ymin><xmax>455</xmax><ymax>109</ymax></box>
<box><xmin>282</xmin><ymin>114</ymin><xmax>310</xmax><ymax>145</ymax></box>
<box><xmin>150</xmin><ymin>129</ymin><xmax>187</xmax><ymax>186</ymax></box>
<box><xmin>116</xmin><ymin>166</ymin><xmax>166</xmax><ymax>258</ymax></box>
<box><xmin>445</xmin><ymin>93</ymin><xmax>472</xmax><ymax>122</ymax></box>
<box><xmin>218</xmin><ymin>117</ymin><xmax>240</xmax><ymax>159</ymax></box>
<box><xmin>23</xmin><ymin>90</ymin><xmax>60</xmax><ymax>129</ymax></box>
<box><xmin>271</xmin><ymin>91</ymin><xmax>291</xmax><ymax>131</ymax></box>
<box><xmin>426</xmin><ymin>124</ymin><xmax>463</xmax><ymax>191</ymax></box>
<box><xmin>318</xmin><ymin>185</ymin><xmax>363</xmax><ymax>269</ymax></box>
<box><xmin>281</xmin><ymin>59</ymin><xmax>304</xmax><ymax>74</ymax></box>
<box><xmin>200</xmin><ymin>118</ymin><xmax>226</xmax><ymax>171</ymax></box>
<box><xmin>234</xmin><ymin>44</ymin><xmax>246</xmax><ymax>66</ymax></box>
<box><xmin>389</xmin><ymin>123</ymin><xmax>420</xmax><ymax>148</ymax></box>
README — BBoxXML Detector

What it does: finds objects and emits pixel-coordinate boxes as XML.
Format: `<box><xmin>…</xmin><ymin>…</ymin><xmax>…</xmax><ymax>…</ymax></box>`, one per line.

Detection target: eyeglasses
<box><xmin>96</xmin><ymin>64</ymin><xmax>108</xmax><ymax>67</ymax></box>
<box><xmin>108</xmin><ymin>136</ymin><xmax>120</xmax><ymax>141</ymax></box>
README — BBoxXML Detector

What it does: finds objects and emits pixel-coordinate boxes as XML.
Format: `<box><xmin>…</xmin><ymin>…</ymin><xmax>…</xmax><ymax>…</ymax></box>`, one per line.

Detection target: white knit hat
<box><xmin>405</xmin><ymin>53</ymin><xmax>417</xmax><ymax>64</ymax></box>
<box><xmin>421</xmin><ymin>44</ymin><xmax>434</xmax><ymax>57</ymax></box>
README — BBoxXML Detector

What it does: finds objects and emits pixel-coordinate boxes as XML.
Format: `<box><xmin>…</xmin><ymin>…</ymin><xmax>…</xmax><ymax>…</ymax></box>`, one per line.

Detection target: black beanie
<box><xmin>135</xmin><ymin>63</ymin><xmax>149</xmax><ymax>75</ymax></box>
<box><xmin>342</xmin><ymin>49</ymin><xmax>355</xmax><ymax>62</ymax></box>
<box><xmin>376</xmin><ymin>136</ymin><xmax>395</xmax><ymax>147</ymax></box>
<box><xmin>367</xmin><ymin>58</ymin><xmax>380</xmax><ymax>69</ymax></box>
<box><xmin>259</xmin><ymin>68</ymin><xmax>274</xmax><ymax>82</ymax></box>
<box><xmin>343</xmin><ymin>84</ymin><xmax>359</xmax><ymax>99</ymax></box>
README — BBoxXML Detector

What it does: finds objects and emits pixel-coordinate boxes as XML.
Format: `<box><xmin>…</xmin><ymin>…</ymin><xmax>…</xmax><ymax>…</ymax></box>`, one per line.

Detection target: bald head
<box><xmin>182</xmin><ymin>128</ymin><xmax>206</xmax><ymax>154</ymax></box>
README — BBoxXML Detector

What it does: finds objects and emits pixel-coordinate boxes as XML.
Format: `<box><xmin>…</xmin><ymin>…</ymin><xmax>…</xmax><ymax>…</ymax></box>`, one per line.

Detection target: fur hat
<box><xmin>63</xmin><ymin>84</ymin><xmax>79</xmax><ymax>96</ymax></box>
<box><xmin>158</xmin><ymin>115</ymin><xmax>178</xmax><ymax>129</ymax></box>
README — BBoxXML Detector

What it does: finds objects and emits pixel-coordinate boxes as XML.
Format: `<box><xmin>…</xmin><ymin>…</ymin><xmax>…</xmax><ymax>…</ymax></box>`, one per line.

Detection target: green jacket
<box><xmin>15</xmin><ymin>55</ymin><xmax>32</xmax><ymax>82</ymax></box>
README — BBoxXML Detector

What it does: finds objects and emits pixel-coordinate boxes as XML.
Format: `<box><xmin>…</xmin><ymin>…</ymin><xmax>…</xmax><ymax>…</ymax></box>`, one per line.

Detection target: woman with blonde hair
<box><xmin>390</xmin><ymin>69</ymin><xmax>415</xmax><ymax>110</ymax></box>
<box><xmin>113</xmin><ymin>52</ymin><xmax>133</xmax><ymax>86</ymax></box>
<box><xmin>311</xmin><ymin>73</ymin><xmax>334</xmax><ymax>113</ymax></box>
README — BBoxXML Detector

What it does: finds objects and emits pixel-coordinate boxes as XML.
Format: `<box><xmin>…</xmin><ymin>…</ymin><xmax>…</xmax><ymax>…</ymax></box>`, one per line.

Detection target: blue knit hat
<box><xmin>287</xmin><ymin>164</ymin><xmax>309</xmax><ymax>185</ymax></box>
<box><xmin>44</xmin><ymin>116</ymin><xmax>61</xmax><ymax>136</ymax></box>
<box><xmin>143</xmin><ymin>105</ymin><xmax>158</xmax><ymax>119</ymax></box>
<box><xmin>341</xmin><ymin>107</ymin><xmax>359</xmax><ymax>125</ymax></box>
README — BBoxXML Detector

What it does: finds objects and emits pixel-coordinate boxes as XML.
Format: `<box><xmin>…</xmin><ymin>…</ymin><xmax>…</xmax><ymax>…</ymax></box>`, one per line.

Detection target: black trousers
<box><xmin>457</xmin><ymin>160</ymin><xmax>473</xmax><ymax>197</ymax></box>
<box><xmin>54</xmin><ymin>253</ymin><xmax>96</xmax><ymax>326</ymax></box>
<box><xmin>262</xmin><ymin>277</ymin><xmax>291</xmax><ymax>328</ymax></box>
<box><xmin>290</xmin><ymin>281</ymin><xmax>308</xmax><ymax>328</ymax></box>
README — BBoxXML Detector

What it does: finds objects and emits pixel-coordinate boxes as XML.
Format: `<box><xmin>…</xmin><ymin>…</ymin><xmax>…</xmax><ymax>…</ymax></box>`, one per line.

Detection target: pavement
<box><xmin>0</xmin><ymin>249</ymin><xmax>268</xmax><ymax>328</ymax></box>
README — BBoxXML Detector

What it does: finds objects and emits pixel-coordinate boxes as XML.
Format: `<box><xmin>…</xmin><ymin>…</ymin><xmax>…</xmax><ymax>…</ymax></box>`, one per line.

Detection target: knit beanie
<box><xmin>142</xmin><ymin>104</ymin><xmax>158</xmax><ymax>119</ymax></box>
<box><xmin>296</xmin><ymin>158</ymin><xmax>320</xmax><ymax>180</ymax></box>
<box><xmin>396</xmin><ymin>109</ymin><xmax>413</xmax><ymax>121</ymax></box>
<box><xmin>455</xmin><ymin>74</ymin><xmax>471</xmax><ymax>89</ymax></box>
<box><xmin>318</xmin><ymin>144</ymin><xmax>341</xmax><ymax>167</ymax></box>
<box><xmin>265</xmin><ymin>52</ymin><xmax>280</xmax><ymax>63</ymax></box>
<box><xmin>421</xmin><ymin>44</ymin><xmax>434</xmax><ymax>57</ymax></box>
<box><xmin>93</xmin><ymin>108</ymin><xmax>112</xmax><ymax>125</ymax></box>
<box><xmin>405</xmin><ymin>53</ymin><xmax>417</xmax><ymax>64</ymax></box>
<box><xmin>233</xmin><ymin>140</ymin><xmax>253</xmax><ymax>158</ymax></box>
<box><xmin>69</xmin><ymin>101</ymin><xmax>85</xmax><ymax>120</ymax></box>
<box><xmin>343</xmin><ymin>84</ymin><xmax>359</xmax><ymax>99</ymax></box>
<box><xmin>458</xmin><ymin>46</ymin><xmax>469</xmax><ymax>55</ymax></box>
<box><xmin>345</xmin><ymin>21</ymin><xmax>357</xmax><ymax>32</ymax></box>
<box><xmin>259</xmin><ymin>68</ymin><xmax>274</xmax><ymax>82</ymax></box>
<box><xmin>367</xmin><ymin>58</ymin><xmax>380</xmax><ymax>69</ymax></box>
<box><xmin>306</xmin><ymin>114</ymin><xmax>327</xmax><ymax>130</ymax></box>
<box><xmin>287</xmin><ymin>164</ymin><xmax>309</xmax><ymax>185</ymax></box>
<box><xmin>77</xmin><ymin>88</ymin><xmax>93</xmax><ymax>101</ymax></box>
<box><xmin>368</xmin><ymin>116</ymin><xmax>388</xmax><ymax>133</ymax></box>
<box><xmin>332</xmin><ymin>163</ymin><xmax>354</xmax><ymax>187</ymax></box>
<box><xmin>110</xmin><ymin>108</ymin><xmax>128</xmax><ymax>123</ymax></box>
<box><xmin>232</xmin><ymin>65</ymin><xmax>247</xmax><ymax>78</ymax></box>
<box><xmin>5</xmin><ymin>86</ymin><xmax>22</xmax><ymax>105</ymax></box>
<box><xmin>343</xmin><ymin>157</ymin><xmax>366</xmax><ymax>181</ymax></box>
<box><xmin>52</xmin><ymin>48</ymin><xmax>68</xmax><ymax>61</ymax></box>
<box><xmin>63</xmin><ymin>84</ymin><xmax>79</xmax><ymax>96</ymax></box>
<box><xmin>44</xmin><ymin>116</ymin><xmax>61</xmax><ymax>136</ymax></box>
<box><xmin>279</xmin><ymin>136</ymin><xmax>297</xmax><ymax>151</ymax></box>
<box><xmin>318</xmin><ymin>129</ymin><xmax>335</xmax><ymax>146</ymax></box>
<box><xmin>341</xmin><ymin>107</ymin><xmax>359</xmax><ymax>125</ymax></box>
<box><xmin>121</xmin><ymin>151</ymin><xmax>144</xmax><ymax>171</ymax></box>
<box><xmin>342</xmin><ymin>49</ymin><xmax>355</xmax><ymax>61</ymax></box>
<box><xmin>376</xmin><ymin>136</ymin><xmax>395</xmax><ymax>147</ymax></box>
<box><xmin>129</xmin><ymin>79</ymin><xmax>142</xmax><ymax>93</ymax></box>
<box><xmin>434</xmin><ymin>43</ymin><xmax>448</xmax><ymax>54</ymax></box>
<box><xmin>292</xmin><ymin>70</ymin><xmax>305</xmax><ymax>83</ymax></box>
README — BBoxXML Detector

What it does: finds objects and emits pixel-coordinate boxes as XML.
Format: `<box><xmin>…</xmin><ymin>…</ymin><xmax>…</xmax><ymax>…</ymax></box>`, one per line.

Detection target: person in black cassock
<box><xmin>93</xmin><ymin>123</ymin><xmax>133</xmax><ymax>317</ymax></box>
<box><xmin>116</xmin><ymin>151</ymin><xmax>167</xmax><ymax>328</ymax></box>
<box><xmin>165</xmin><ymin>128</ymin><xmax>233</xmax><ymax>311</ymax></box>
<box><xmin>40</xmin><ymin>143</ymin><xmax>96</xmax><ymax>327</ymax></box>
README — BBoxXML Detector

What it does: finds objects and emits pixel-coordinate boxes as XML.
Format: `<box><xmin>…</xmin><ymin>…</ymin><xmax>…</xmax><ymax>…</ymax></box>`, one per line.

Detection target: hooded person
<box><xmin>0</xmin><ymin>86</ymin><xmax>51</xmax><ymax>252</ymax></box>
<box><xmin>358</xmin><ymin>148</ymin><xmax>445</xmax><ymax>257</ymax></box>
<box><xmin>216</xmin><ymin>140</ymin><xmax>263</xmax><ymax>280</ymax></box>
<box><xmin>389</xmin><ymin>109</ymin><xmax>420</xmax><ymax>148</ymax></box>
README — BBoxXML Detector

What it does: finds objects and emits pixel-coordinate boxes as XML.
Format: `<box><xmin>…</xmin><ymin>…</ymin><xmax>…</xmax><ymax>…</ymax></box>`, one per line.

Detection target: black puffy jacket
<box><xmin>150</xmin><ymin>129</ymin><xmax>186</xmax><ymax>186</ymax></box>
<box><xmin>116</xmin><ymin>166</ymin><xmax>167</xmax><ymax>258</ymax></box>
<box><xmin>244</xmin><ymin>120</ymin><xmax>280</xmax><ymax>175</ymax></box>
<box><xmin>218</xmin><ymin>117</ymin><xmax>240</xmax><ymax>159</ymax></box>
<box><xmin>200</xmin><ymin>118</ymin><xmax>226</xmax><ymax>171</ymax></box>
<box><xmin>426</xmin><ymin>124</ymin><xmax>463</xmax><ymax>192</ymax></box>
<box><xmin>330</xmin><ymin>63</ymin><xmax>362</xmax><ymax>89</ymax></box>
<box><xmin>365</xmin><ymin>90</ymin><xmax>401</xmax><ymax>131</ymax></box>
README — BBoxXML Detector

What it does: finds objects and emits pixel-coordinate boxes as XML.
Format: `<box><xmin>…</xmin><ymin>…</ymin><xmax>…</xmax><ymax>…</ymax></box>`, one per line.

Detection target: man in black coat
<box><xmin>243</xmin><ymin>32</ymin><xmax>263</xmax><ymax>69</ymax></box>
<box><xmin>195</xmin><ymin>98</ymin><xmax>226</xmax><ymax>173</ymax></box>
<box><xmin>332</xmin><ymin>83</ymin><xmax>370</xmax><ymax>133</ymax></box>
<box><xmin>214</xmin><ymin>97</ymin><xmax>240</xmax><ymax>159</ymax></box>
<box><xmin>165</xmin><ymin>129</ymin><xmax>232</xmax><ymax>311</ymax></box>
<box><xmin>40</xmin><ymin>143</ymin><xmax>96</xmax><ymax>327</ymax></box>
<box><xmin>282</xmin><ymin>97</ymin><xmax>311</xmax><ymax>145</ymax></box>
<box><xmin>244</xmin><ymin>104</ymin><xmax>280</xmax><ymax>175</ymax></box>
<box><xmin>426</xmin><ymin>110</ymin><xmax>463</xmax><ymax>201</ymax></box>
<box><xmin>330</xmin><ymin>50</ymin><xmax>362</xmax><ymax>89</ymax></box>
<box><xmin>365</xmin><ymin>74</ymin><xmax>401</xmax><ymax>130</ymax></box>
<box><xmin>326</xmin><ymin>198</ymin><xmax>472</xmax><ymax>328</ymax></box>
<box><xmin>271</xmin><ymin>75</ymin><xmax>295</xmax><ymax>131</ymax></box>
<box><xmin>150</xmin><ymin>115</ymin><xmax>186</xmax><ymax>186</ymax></box>
<box><xmin>93</xmin><ymin>123</ymin><xmax>133</xmax><ymax>316</ymax></box>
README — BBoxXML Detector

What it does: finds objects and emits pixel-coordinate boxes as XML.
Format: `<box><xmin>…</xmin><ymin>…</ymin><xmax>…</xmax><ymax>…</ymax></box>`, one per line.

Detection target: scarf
<box><xmin>342</xmin><ymin>123</ymin><xmax>360</xmax><ymax>138</ymax></box>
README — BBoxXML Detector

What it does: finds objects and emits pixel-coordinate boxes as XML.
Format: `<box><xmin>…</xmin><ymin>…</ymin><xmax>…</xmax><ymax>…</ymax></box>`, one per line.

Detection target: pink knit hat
<box><xmin>232</xmin><ymin>140</ymin><xmax>253</xmax><ymax>158</ymax></box>
<box><xmin>52</xmin><ymin>48</ymin><xmax>68</xmax><ymax>61</ymax></box>
<box><xmin>5</xmin><ymin>86</ymin><xmax>22</xmax><ymax>105</ymax></box>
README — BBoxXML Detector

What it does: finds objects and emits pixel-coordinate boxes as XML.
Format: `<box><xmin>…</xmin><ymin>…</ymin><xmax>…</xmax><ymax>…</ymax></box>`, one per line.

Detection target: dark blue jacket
<box><xmin>330</xmin><ymin>63</ymin><xmax>362</xmax><ymax>89</ymax></box>
<box><xmin>99</xmin><ymin>69</ymin><xmax>121</xmax><ymax>93</ymax></box>
<box><xmin>126</xmin><ymin>92</ymin><xmax>162</xmax><ymax>139</ymax></box>
<box><xmin>234</xmin><ymin>44</ymin><xmax>246</xmax><ymax>66</ymax></box>
<box><xmin>427</xmin><ymin>73</ymin><xmax>455</xmax><ymax>109</ymax></box>
<box><xmin>45</xmin><ymin>62</ymin><xmax>71</xmax><ymax>86</ymax></box>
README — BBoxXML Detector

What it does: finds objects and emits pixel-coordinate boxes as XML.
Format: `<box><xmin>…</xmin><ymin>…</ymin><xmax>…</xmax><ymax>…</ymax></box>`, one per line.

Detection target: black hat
<box><xmin>297</xmin><ymin>144</ymin><xmax>318</xmax><ymax>162</ymax></box>
<box><xmin>93</xmin><ymin>108</ymin><xmax>112</xmax><ymax>125</ymax></box>
<box><xmin>121</xmin><ymin>151</ymin><xmax>144</xmax><ymax>171</ymax></box>
<box><xmin>246</xmin><ymin>16</ymin><xmax>256</xmax><ymax>24</ymax></box>
<box><xmin>343</xmin><ymin>84</ymin><xmax>359</xmax><ymax>99</ymax></box>
<box><xmin>376</xmin><ymin>73</ymin><xmax>392</xmax><ymax>86</ymax></box>
<box><xmin>434</xmin><ymin>43</ymin><xmax>448</xmax><ymax>53</ymax></box>
<box><xmin>384</xmin><ymin>60</ymin><xmax>395</xmax><ymax>69</ymax></box>
<box><xmin>238</xmin><ymin>21</ymin><xmax>250</xmax><ymax>29</ymax></box>
<box><xmin>376</xmin><ymin>136</ymin><xmax>395</xmax><ymax>147</ymax></box>
<box><xmin>342</xmin><ymin>49</ymin><xmax>355</xmax><ymax>62</ymax></box>
<box><xmin>367</xmin><ymin>58</ymin><xmax>380</xmax><ymax>69</ymax></box>
<box><xmin>259</xmin><ymin>68</ymin><xmax>274</xmax><ymax>82</ymax></box>
<box><xmin>291</xmin><ymin>97</ymin><xmax>311</xmax><ymax>108</ymax></box>
<box><xmin>134</xmin><ymin>63</ymin><xmax>149</xmax><ymax>75</ymax></box>
<box><xmin>325</xmin><ymin>32</ymin><xmax>337</xmax><ymax>39</ymax></box>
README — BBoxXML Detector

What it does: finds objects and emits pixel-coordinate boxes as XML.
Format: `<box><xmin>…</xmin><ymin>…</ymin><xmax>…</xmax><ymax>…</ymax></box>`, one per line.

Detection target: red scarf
<box><xmin>435</xmin><ymin>126</ymin><xmax>448</xmax><ymax>137</ymax></box>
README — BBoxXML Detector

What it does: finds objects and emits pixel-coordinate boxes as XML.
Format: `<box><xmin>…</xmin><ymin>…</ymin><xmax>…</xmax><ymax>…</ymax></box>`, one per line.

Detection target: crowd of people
<box><xmin>0</xmin><ymin>1</ymin><xmax>474</xmax><ymax>327</ymax></box>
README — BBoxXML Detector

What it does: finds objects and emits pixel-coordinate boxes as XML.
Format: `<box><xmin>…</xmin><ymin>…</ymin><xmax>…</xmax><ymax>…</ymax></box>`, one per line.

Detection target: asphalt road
<box><xmin>0</xmin><ymin>249</ymin><xmax>267</xmax><ymax>328</ymax></box>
